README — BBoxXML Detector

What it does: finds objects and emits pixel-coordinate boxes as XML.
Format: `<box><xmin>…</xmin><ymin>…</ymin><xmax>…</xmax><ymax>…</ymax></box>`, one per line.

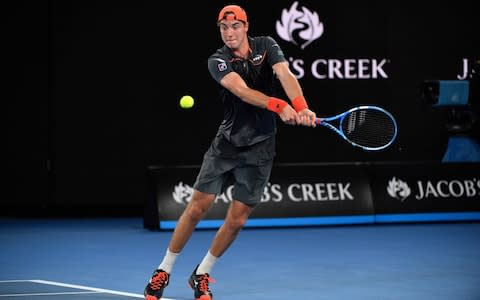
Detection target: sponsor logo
<box><xmin>285</xmin><ymin>182</ymin><xmax>353</xmax><ymax>202</ymax></box>
<box><xmin>276</xmin><ymin>1</ymin><xmax>324</xmax><ymax>49</ymax></box>
<box><xmin>387</xmin><ymin>177</ymin><xmax>411</xmax><ymax>202</ymax></box>
<box><xmin>172</xmin><ymin>182</ymin><xmax>194</xmax><ymax>205</ymax></box>
<box><xmin>252</xmin><ymin>54</ymin><xmax>263</xmax><ymax>63</ymax></box>
<box><xmin>217</xmin><ymin>62</ymin><xmax>227</xmax><ymax>72</ymax></box>
<box><xmin>172</xmin><ymin>181</ymin><xmax>354</xmax><ymax>205</ymax></box>
<box><xmin>387</xmin><ymin>177</ymin><xmax>480</xmax><ymax>201</ymax></box>
<box><xmin>289</xmin><ymin>57</ymin><xmax>389</xmax><ymax>79</ymax></box>
<box><xmin>213</xmin><ymin>58</ymin><xmax>228</xmax><ymax>72</ymax></box>
<box><xmin>457</xmin><ymin>58</ymin><xmax>478</xmax><ymax>80</ymax></box>
<box><xmin>276</xmin><ymin>2</ymin><xmax>389</xmax><ymax>80</ymax></box>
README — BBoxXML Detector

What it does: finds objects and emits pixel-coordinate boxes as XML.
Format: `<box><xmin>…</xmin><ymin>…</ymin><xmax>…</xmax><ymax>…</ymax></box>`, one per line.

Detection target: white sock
<box><xmin>158</xmin><ymin>248</ymin><xmax>179</xmax><ymax>274</ymax></box>
<box><xmin>196</xmin><ymin>250</ymin><xmax>218</xmax><ymax>275</ymax></box>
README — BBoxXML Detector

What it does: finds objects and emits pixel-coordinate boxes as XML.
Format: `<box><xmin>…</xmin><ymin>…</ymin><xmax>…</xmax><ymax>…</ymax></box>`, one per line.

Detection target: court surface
<box><xmin>1</xmin><ymin>218</ymin><xmax>479</xmax><ymax>299</ymax></box>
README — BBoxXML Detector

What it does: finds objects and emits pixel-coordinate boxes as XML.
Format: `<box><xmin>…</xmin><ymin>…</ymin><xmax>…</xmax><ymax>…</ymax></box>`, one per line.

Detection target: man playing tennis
<box><xmin>144</xmin><ymin>4</ymin><xmax>316</xmax><ymax>300</ymax></box>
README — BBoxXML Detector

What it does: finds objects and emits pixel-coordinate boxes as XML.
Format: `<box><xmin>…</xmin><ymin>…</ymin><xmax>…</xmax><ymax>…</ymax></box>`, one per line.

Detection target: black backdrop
<box><xmin>5</xmin><ymin>0</ymin><xmax>479</xmax><ymax>216</ymax></box>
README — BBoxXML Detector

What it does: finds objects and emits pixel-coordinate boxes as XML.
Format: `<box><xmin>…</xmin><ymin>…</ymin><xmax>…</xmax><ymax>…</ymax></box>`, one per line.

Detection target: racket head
<box><xmin>340</xmin><ymin>106</ymin><xmax>397</xmax><ymax>150</ymax></box>
<box><xmin>317</xmin><ymin>105</ymin><xmax>398</xmax><ymax>151</ymax></box>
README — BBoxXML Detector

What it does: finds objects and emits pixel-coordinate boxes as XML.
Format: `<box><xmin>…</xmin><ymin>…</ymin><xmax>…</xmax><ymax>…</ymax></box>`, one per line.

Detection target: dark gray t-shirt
<box><xmin>207</xmin><ymin>36</ymin><xmax>287</xmax><ymax>147</ymax></box>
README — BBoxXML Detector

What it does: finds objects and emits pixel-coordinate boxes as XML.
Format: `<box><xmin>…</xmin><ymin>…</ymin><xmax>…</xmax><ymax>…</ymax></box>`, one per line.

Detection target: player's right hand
<box><xmin>297</xmin><ymin>108</ymin><xmax>317</xmax><ymax>127</ymax></box>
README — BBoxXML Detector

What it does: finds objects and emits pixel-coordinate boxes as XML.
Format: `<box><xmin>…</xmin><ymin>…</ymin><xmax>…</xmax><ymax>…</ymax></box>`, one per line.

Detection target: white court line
<box><xmin>0</xmin><ymin>279</ymin><xmax>176</xmax><ymax>300</ymax></box>
<box><xmin>0</xmin><ymin>291</ymin><xmax>101</xmax><ymax>297</ymax></box>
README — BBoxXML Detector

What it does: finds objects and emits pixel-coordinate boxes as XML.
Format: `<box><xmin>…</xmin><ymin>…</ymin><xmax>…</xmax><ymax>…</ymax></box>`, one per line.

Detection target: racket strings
<box><xmin>342</xmin><ymin>109</ymin><xmax>396</xmax><ymax>148</ymax></box>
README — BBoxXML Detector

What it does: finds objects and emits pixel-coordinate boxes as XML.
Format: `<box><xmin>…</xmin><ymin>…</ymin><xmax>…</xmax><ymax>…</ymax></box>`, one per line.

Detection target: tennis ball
<box><xmin>180</xmin><ymin>95</ymin><xmax>194</xmax><ymax>109</ymax></box>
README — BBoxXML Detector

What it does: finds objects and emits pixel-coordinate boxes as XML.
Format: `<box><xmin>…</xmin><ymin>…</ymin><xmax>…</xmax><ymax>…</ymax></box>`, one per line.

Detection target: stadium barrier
<box><xmin>144</xmin><ymin>162</ymin><xmax>480</xmax><ymax>230</ymax></box>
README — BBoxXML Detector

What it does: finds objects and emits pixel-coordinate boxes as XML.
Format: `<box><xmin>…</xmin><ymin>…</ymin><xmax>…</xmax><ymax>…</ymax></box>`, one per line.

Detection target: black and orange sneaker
<box><xmin>188</xmin><ymin>265</ymin><xmax>215</xmax><ymax>300</ymax></box>
<box><xmin>144</xmin><ymin>269</ymin><xmax>170</xmax><ymax>300</ymax></box>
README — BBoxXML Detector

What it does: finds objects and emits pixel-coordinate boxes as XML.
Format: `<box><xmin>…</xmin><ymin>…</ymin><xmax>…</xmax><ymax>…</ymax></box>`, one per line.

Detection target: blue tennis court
<box><xmin>1</xmin><ymin>218</ymin><xmax>479</xmax><ymax>299</ymax></box>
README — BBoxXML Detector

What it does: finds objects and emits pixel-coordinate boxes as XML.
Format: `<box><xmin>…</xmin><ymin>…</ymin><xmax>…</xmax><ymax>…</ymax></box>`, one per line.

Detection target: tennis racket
<box><xmin>316</xmin><ymin>105</ymin><xmax>398</xmax><ymax>151</ymax></box>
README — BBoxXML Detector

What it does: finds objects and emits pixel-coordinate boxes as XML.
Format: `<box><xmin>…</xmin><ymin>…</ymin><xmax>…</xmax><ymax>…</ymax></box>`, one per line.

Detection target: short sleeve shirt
<box><xmin>207</xmin><ymin>36</ymin><xmax>287</xmax><ymax>147</ymax></box>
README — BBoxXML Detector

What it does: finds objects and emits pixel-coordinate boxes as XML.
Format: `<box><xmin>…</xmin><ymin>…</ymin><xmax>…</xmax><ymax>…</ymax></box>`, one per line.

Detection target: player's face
<box><xmin>218</xmin><ymin>20</ymin><xmax>248</xmax><ymax>50</ymax></box>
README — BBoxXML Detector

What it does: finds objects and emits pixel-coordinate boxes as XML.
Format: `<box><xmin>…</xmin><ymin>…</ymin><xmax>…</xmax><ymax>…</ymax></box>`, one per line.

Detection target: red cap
<box><xmin>217</xmin><ymin>5</ymin><xmax>248</xmax><ymax>23</ymax></box>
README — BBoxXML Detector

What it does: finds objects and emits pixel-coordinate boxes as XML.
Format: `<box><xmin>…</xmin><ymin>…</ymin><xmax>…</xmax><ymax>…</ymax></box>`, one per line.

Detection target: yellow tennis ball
<box><xmin>180</xmin><ymin>95</ymin><xmax>194</xmax><ymax>109</ymax></box>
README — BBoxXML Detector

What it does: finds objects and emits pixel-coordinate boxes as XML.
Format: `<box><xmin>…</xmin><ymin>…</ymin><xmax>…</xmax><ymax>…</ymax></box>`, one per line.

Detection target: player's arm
<box><xmin>219</xmin><ymin>71</ymin><xmax>300</xmax><ymax>125</ymax></box>
<box><xmin>272</xmin><ymin>61</ymin><xmax>316</xmax><ymax>127</ymax></box>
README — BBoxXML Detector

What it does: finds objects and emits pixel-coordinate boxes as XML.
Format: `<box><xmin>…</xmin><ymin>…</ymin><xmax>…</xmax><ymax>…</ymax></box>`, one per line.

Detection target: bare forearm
<box><xmin>280</xmin><ymin>72</ymin><xmax>304</xmax><ymax>102</ymax></box>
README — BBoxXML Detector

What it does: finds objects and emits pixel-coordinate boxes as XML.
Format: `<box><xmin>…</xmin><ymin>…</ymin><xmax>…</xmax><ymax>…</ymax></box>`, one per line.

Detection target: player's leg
<box><xmin>188</xmin><ymin>200</ymin><xmax>253</xmax><ymax>300</ymax></box>
<box><xmin>144</xmin><ymin>191</ymin><xmax>216</xmax><ymax>300</ymax></box>
<box><xmin>210</xmin><ymin>199</ymin><xmax>254</xmax><ymax>257</ymax></box>
<box><xmin>169</xmin><ymin>190</ymin><xmax>217</xmax><ymax>252</ymax></box>
<box><xmin>144</xmin><ymin>190</ymin><xmax>216</xmax><ymax>300</ymax></box>
<box><xmin>189</xmin><ymin>159</ymin><xmax>273</xmax><ymax>300</ymax></box>
<box><xmin>145</xmin><ymin>146</ymin><xmax>226</xmax><ymax>300</ymax></box>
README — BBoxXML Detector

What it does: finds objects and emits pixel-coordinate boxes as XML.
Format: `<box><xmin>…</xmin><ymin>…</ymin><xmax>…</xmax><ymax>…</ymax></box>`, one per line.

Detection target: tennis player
<box><xmin>144</xmin><ymin>4</ymin><xmax>316</xmax><ymax>300</ymax></box>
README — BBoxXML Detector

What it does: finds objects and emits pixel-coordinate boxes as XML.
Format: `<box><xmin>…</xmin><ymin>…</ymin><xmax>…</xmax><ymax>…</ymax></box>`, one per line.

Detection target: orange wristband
<box><xmin>292</xmin><ymin>95</ymin><xmax>308</xmax><ymax>112</ymax></box>
<box><xmin>267</xmin><ymin>97</ymin><xmax>288</xmax><ymax>114</ymax></box>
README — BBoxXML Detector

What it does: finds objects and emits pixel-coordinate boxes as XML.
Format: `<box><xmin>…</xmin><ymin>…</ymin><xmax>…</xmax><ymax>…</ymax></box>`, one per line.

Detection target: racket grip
<box><xmin>315</xmin><ymin>118</ymin><xmax>322</xmax><ymax>125</ymax></box>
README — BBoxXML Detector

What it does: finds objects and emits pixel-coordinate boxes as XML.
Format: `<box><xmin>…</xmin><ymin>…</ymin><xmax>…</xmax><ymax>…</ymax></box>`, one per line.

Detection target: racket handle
<box><xmin>315</xmin><ymin>118</ymin><xmax>322</xmax><ymax>125</ymax></box>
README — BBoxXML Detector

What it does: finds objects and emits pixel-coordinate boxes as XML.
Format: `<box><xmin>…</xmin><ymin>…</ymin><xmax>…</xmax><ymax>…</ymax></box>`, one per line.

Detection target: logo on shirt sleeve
<box><xmin>213</xmin><ymin>58</ymin><xmax>228</xmax><ymax>72</ymax></box>
<box><xmin>215</xmin><ymin>58</ymin><xmax>228</xmax><ymax>72</ymax></box>
<box><xmin>218</xmin><ymin>62</ymin><xmax>227</xmax><ymax>72</ymax></box>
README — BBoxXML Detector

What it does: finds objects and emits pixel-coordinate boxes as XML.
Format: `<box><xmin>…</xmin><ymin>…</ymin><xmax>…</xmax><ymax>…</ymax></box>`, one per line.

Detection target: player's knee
<box><xmin>226</xmin><ymin>217</ymin><xmax>247</xmax><ymax>231</ymax></box>
<box><xmin>185</xmin><ymin>203</ymin><xmax>208</xmax><ymax>221</ymax></box>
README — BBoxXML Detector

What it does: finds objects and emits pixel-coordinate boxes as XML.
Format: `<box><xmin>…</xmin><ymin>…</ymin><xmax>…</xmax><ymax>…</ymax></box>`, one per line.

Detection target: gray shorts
<box><xmin>193</xmin><ymin>135</ymin><xmax>275</xmax><ymax>207</ymax></box>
